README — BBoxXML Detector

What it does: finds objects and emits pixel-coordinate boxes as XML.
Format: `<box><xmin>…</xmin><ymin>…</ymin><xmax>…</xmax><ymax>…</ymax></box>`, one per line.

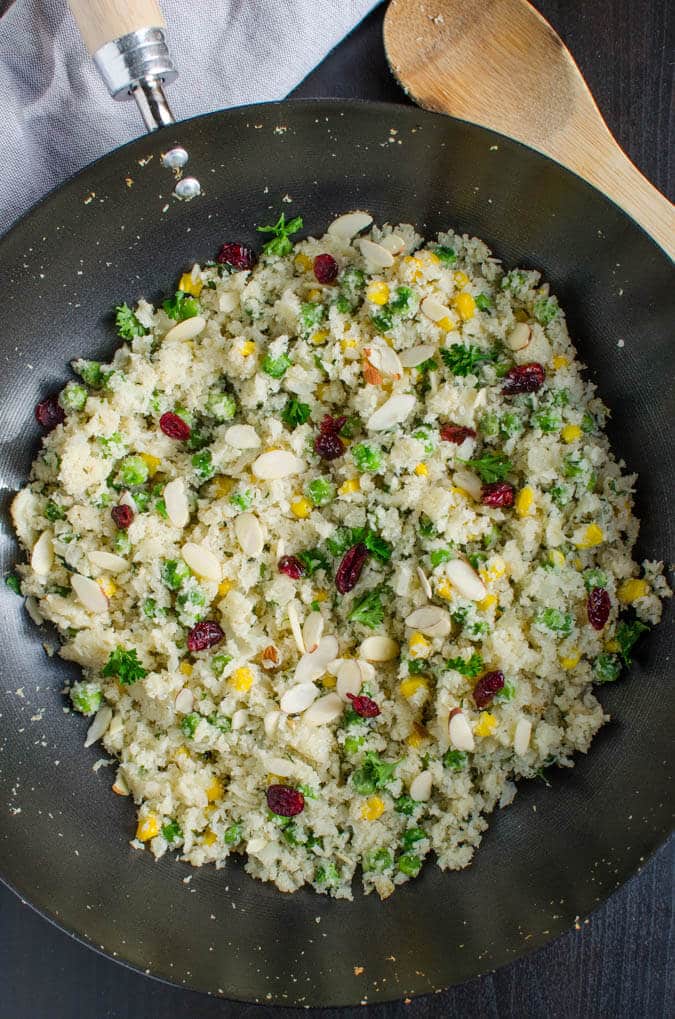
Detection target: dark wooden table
<box><xmin>1</xmin><ymin>2</ymin><xmax>672</xmax><ymax>1016</ymax></box>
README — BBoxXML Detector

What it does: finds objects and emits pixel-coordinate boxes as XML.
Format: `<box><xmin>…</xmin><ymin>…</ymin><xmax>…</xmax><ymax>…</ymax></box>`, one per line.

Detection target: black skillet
<box><xmin>0</xmin><ymin>91</ymin><xmax>673</xmax><ymax>1008</ymax></box>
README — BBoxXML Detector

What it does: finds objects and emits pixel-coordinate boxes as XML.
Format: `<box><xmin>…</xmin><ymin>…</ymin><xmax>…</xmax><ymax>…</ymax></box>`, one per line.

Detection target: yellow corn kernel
<box><xmin>311</xmin><ymin>330</ymin><xmax>330</xmax><ymax>346</ymax></box>
<box><xmin>475</xmin><ymin>712</ymin><xmax>497</xmax><ymax>738</ymax></box>
<box><xmin>218</xmin><ymin>578</ymin><xmax>234</xmax><ymax>597</ymax></box>
<box><xmin>437</xmin><ymin>315</ymin><xmax>456</xmax><ymax>332</ymax></box>
<box><xmin>487</xmin><ymin>555</ymin><xmax>507</xmax><ymax>580</ymax></box>
<box><xmin>515</xmin><ymin>486</ymin><xmax>535</xmax><ymax>518</ymax></box>
<box><xmin>291</xmin><ymin>497</ymin><xmax>312</xmax><ymax>519</ymax></box>
<box><xmin>294</xmin><ymin>252</ymin><xmax>313</xmax><ymax>272</ymax></box>
<box><xmin>404</xmin><ymin>255</ymin><xmax>424</xmax><ymax>269</ymax></box>
<box><xmin>341</xmin><ymin>338</ymin><xmax>358</xmax><ymax>350</ymax></box>
<box><xmin>316</xmin><ymin>383</ymin><xmax>328</xmax><ymax>400</ymax></box>
<box><xmin>211</xmin><ymin>475</ymin><xmax>235</xmax><ymax>498</ymax></box>
<box><xmin>178</xmin><ymin>271</ymin><xmax>203</xmax><ymax>297</ymax></box>
<box><xmin>366</xmin><ymin>280</ymin><xmax>390</xmax><ymax>305</ymax></box>
<box><xmin>229</xmin><ymin>667</ymin><xmax>254</xmax><ymax>693</ymax></box>
<box><xmin>321</xmin><ymin>673</ymin><xmax>336</xmax><ymax>689</ymax></box>
<box><xmin>561</xmin><ymin>424</ymin><xmax>582</xmax><ymax>444</ymax></box>
<box><xmin>139</xmin><ymin>452</ymin><xmax>161</xmax><ymax>476</ymax></box>
<box><xmin>399</xmin><ymin>677</ymin><xmax>429</xmax><ymax>699</ymax></box>
<box><xmin>307</xmin><ymin>288</ymin><xmax>322</xmax><ymax>302</ymax></box>
<box><xmin>240</xmin><ymin>340</ymin><xmax>256</xmax><ymax>357</ymax></box>
<box><xmin>314</xmin><ymin>589</ymin><xmax>328</xmax><ymax>602</ymax></box>
<box><xmin>617</xmin><ymin>578</ymin><xmax>648</xmax><ymax>604</ymax></box>
<box><xmin>560</xmin><ymin>650</ymin><xmax>581</xmax><ymax>670</ymax></box>
<box><xmin>574</xmin><ymin>558</ymin><xmax>583</xmax><ymax>570</ymax></box>
<box><xmin>136</xmin><ymin>813</ymin><xmax>160</xmax><ymax>842</ymax></box>
<box><xmin>174</xmin><ymin>746</ymin><xmax>189</xmax><ymax>760</ymax></box>
<box><xmin>552</xmin><ymin>355</ymin><xmax>569</xmax><ymax>371</ymax></box>
<box><xmin>420</xmin><ymin>250</ymin><xmax>441</xmax><ymax>265</ymax></box>
<box><xmin>97</xmin><ymin>576</ymin><xmax>116</xmax><ymax>598</ymax></box>
<box><xmin>408</xmin><ymin>631</ymin><xmax>431</xmax><ymax>659</ymax></box>
<box><xmin>549</xmin><ymin>549</ymin><xmax>566</xmax><ymax>568</ymax></box>
<box><xmin>179</xmin><ymin>661</ymin><xmax>193</xmax><ymax>676</ymax></box>
<box><xmin>605</xmin><ymin>639</ymin><xmax>620</xmax><ymax>653</ymax></box>
<box><xmin>477</xmin><ymin>593</ymin><xmax>497</xmax><ymax>612</ymax></box>
<box><xmin>339</xmin><ymin>477</ymin><xmax>360</xmax><ymax>495</ymax></box>
<box><xmin>202</xmin><ymin>828</ymin><xmax>218</xmax><ymax>846</ymax></box>
<box><xmin>406</xmin><ymin>722</ymin><xmax>428</xmax><ymax>748</ymax></box>
<box><xmin>451</xmin><ymin>486</ymin><xmax>468</xmax><ymax>501</ymax></box>
<box><xmin>436</xmin><ymin>579</ymin><xmax>453</xmax><ymax>600</ymax></box>
<box><xmin>361</xmin><ymin>796</ymin><xmax>386</xmax><ymax>821</ymax></box>
<box><xmin>206</xmin><ymin>777</ymin><xmax>224</xmax><ymax>802</ymax></box>
<box><xmin>575</xmin><ymin>524</ymin><xmax>604</xmax><ymax>549</ymax></box>
<box><xmin>453</xmin><ymin>270</ymin><xmax>469</xmax><ymax>287</ymax></box>
<box><xmin>414</xmin><ymin>462</ymin><xmax>428</xmax><ymax>477</ymax></box>
<box><xmin>452</xmin><ymin>292</ymin><xmax>476</xmax><ymax>321</ymax></box>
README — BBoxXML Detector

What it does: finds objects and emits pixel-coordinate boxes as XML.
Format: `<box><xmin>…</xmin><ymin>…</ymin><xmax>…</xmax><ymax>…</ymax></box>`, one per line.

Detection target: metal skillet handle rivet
<box><xmin>174</xmin><ymin>177</ymin><xmax>201</xmax><ymax>200</ymax></box>
<box><xmin>162</xmin><ymin>146</ymin><xmax>189</xmax><ymax>170</ymax></box>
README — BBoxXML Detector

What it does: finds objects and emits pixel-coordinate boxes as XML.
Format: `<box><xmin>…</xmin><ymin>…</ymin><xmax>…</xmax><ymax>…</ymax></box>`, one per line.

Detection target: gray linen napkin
<box><xmin>0</xmin><ymin>0</ymin><xmax>379</xmax><ymax>233</ymax></box>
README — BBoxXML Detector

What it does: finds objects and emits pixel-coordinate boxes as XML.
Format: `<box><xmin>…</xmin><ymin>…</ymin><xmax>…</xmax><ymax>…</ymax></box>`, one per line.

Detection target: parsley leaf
<box><xmin>351</xmin><ymin>751</ymin><xmax>397</xmax><ymax>795</ymax></box>
<box><xmin>257</xmin><ymin>212</ymin><xmax>303</xmax><ymax>257</ymax></box>
<box><xmin>298</xmin><ymin>548</ymin><xmax>331</xmax><ymax>576</ymax></box>
<box><xmin>458</xmin><ymin>451</ymin><xmax>512</xmax><ymax>483</ymax></box>
<box><xmin>163</xmin><ymin>291</ymin><xmax>200</xmax><ymax>321</ymax></box>
<box><xmin>281</xmin><ymin>398</ymin><xmax>311</xmax><ymax>429</ymax></box>
<box><xmin>102</xmin><ymin>646</ymin><xmax>148</xmax><ymax>686</ymax></box>
<box><xmin>349</xmin><ymin>587</ymin><xmax>385</xmax><ymax>629</ymax></box>
<box><xmin>615</xmin><ymin>619</ymin><xmax>649</xmax><ymax>666</ymax></box>
<box><xmin>363</xmin><ymin>530</ymin><xmax>392</xmax><ymax>562</ymax></box>
<box><xmin>446</xmin><ymin>651</ymin><xmax>484</xmax><ymax>677</ymax></box>
<box><xmin>161</xmin><ymin>819</ymin><xmax>183</xmax><ymax>843</ymax></box>
<box><xmin>5</xmin><ymin>573</ymin><xmax>21</xmax><ymax>595</ymax></box>
<box><xmin>115</xmin><ymin>303</ymin><xmax>148</xmax><ymax>340</ymax></box>
<box><xmin>440</xmin><ymin>343</ymin><xmax>495</xmax><ymax>377</ymax></box>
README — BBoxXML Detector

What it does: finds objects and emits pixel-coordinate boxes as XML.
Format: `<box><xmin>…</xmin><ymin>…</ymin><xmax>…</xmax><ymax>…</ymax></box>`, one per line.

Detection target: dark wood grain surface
<box><xmin>1</xmin><ymin>2</ymin><xmax>672</xmax><ymax>1016</ymax></box>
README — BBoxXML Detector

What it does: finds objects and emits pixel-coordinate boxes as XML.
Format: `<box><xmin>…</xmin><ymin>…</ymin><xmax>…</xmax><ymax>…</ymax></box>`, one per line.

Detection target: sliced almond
<box><xmin>251</xmin><ymin>450</ymin><xmax>305</xmax><ymax>480</ymax></box>
<box><xmin>514</xmin><ymin>718</ymin><xmax>532</xmax><ymax>756</ymax></box>
<box><xmin>89</xmin><ymin>550</ymin><xmax>128</xmax><ymax>574</ymax></box>
<box><xmin>234</xmin><ymin>512</ymin><xmax>265</xmax><ymax>557</ymax></box>
<box><xmin>25</xmin><ymin>596</ymin><xmax>44</xmax><ymax>625</ymax></box>
<box><xmin>164</xmin><ymin>478</ymin><xmax>190</xmax><ymax>528</ymax></box>
<box><xmin>399</xmin><ymin>344</ymin><xmax>437</xmax><ymax>368</ymax></box>
<box><xmin>336</xmin><ymin>659</ymin><xmax>363</xmax><ymax>700</ymax></box>
<box><xmin>174</xmin><ymin>688</ymin><xmax>194</xmax><ymax>714</ymax></box>
<box><xmin>410</xmin><ymin>769</ymin><xmax>433</xmax><ymax>802</ymax></box>
<box><xmin>379</xmin><ymin>233</ymin><xmax>405</xmax><ymax>255</ymax></box>
<box><xmin>280</xmin><ymin>682</ymin><xmax>319</xmax><ymax>715</ymax></box>
<box><xmin>71</xmin><ymin>574</ymin><xmax>108</xmax><ymax>614</ymax></box>
<box><xmin>359</xmin><ymin>635</ymin><xmax>399</xmax><ymax>662</ymax></box>
<box><xmin>31</xmin><ymin>531</ymin><xmax>54</xmax><ymax>576</ymax></box>
<box><xmin>417</xmin><ymin>566</ymin><xmax>432</xmax><ymax>600</ymax></box>
<box><xmin>224</xmin><ymin>424</ymin><xmax>261</xmax><ymax>450</ymax></box>
<box><xmin>445</xmin><ymin>559</ymin><xmax>487</xmax><ymax>601</ymax></box>
<box><xmin>119</xmin><ymin>490</ymin><xmax>137</xmax><ymax>511</ymax></box>
<box><xmin>287</xmin><ymin>602</ymin><xmax>305</xmax><ymax>654</ymax></box>
<box><xmin>359</xmin><ymin>238</ymin><xmax>395</xmax><ymax>269</ymax></box>
<box><xmin>182</xmin><ymin>542</ymin><xmax>221</xmax><ymax>581</ymax></box>
<box><xmin>366</xmin><ymin>342</ymin><xmax>402</xmax><ymax>377</ymax></box>
<box><xmin>303</xmin><ymin>692</ymin><xmax>344</xmax><ymax>727</ymax></box>
<box><xmin>449</xmin><ymin>709</ymin><xmax>475</xmax><ymax>751</ymax></box>
<box><xmin>357</xmin><ymin>660</ymin><xmax>376</xmax><ymax>683</ymax></box>
<box><xmin>367</xmin><ymin>393</ymin><xmax>415</xmax><ymax>431</ymax></box>
<box><xmin>302</xmin><ymin>611</ymin><xmax>324</xmax><ymax>655</ymax></box>
<box><xmin>261</xmin><ymin>645</ymin><xmax>280</xmax><ymax>670</ymax></box>
<box><xmin>327</xmin><ymin>211</ymin><xmax>373</xmax><ymax>241</ymax></box>
<box><xmin>112</xmin><ymin>772</ymin><xmax>129</xmax><ymax>796</ymax></box>
<box><xmin>421</xmin><ymin>295</ymin><xmax>452</xmax><ymax>323</ymax></box>
<box><xmin>507</xmin><ymin>322</ymin><xmax>532</xmax><ymax>352</ymax></box>
<box><xmin>232</xmin><ymin>708</ymin><xmax>248</xmax><ymax>730</ymax></box>
<box><xmin>294</xmin><ymin>635</ymin><xmax>340</xmax><ymax>684</ymax></box>
<box><xmin>264</xmin><ymin>709</ymin><xmax>281</xmax><ymax>737</ymax></box>
<box><xmin>263</xmin><ymin>755</ymin><xmax>295</xmax><ymax>778</ymax></box>
<box><xmin>84</xmin><ymin>704</ymin><xmax>113</xmax><ymax>747</ymax></box>
<box><xmin>405</xmin><ymin>604</ymin><xmax>452</xmax><ymax>637</ymax></box>
<box><xmin>165</xmin><ymin>315</ymin><xmax>206</xmax><ymax>342</ymax></box>
<box><xmin>452</xmin><ymin>469</ymin><xmax>483</xmax><ymax>501</ymax></box>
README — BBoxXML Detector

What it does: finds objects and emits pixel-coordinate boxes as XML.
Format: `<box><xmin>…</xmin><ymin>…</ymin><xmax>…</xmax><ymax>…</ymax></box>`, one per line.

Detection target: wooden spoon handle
<box><xmin>68</xmin><ymin>0</ymin><xmax>165</xmax><ymax>54</ymax></box>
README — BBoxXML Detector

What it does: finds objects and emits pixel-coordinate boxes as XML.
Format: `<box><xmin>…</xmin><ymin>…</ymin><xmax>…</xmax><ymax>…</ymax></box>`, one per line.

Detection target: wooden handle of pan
<box><xmin>68</xmin><ymin>0</ymin><xmax>165</xmax><ymax>55</ymax></box>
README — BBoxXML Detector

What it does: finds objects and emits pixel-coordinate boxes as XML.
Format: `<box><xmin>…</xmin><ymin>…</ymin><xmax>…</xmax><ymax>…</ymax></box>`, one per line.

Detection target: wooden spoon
<box><xmin>384</xmin><ymin>0</ymin><xmax>674</xmax><ymax>258</ymax></box>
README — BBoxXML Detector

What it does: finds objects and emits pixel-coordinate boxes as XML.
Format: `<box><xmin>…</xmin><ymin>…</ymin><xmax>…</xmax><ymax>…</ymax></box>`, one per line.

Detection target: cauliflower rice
<box><xmin>10</xmin><ymin>211</ymin><xmax>670</xmax><ymax>899</ymax></box>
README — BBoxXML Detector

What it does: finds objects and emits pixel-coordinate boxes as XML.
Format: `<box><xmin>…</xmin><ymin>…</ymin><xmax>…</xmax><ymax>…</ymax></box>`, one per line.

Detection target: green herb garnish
<box><xmin>115</xmin><ymin>303</ymin><xmax>148</xmax><ymax>339</ymax></box>
<box><xmin>257</xmin><ymin>212</ymin><xmax>303</xmax><ymax>257</ymax></box>
<box><xmin>102</xmin><ymin>646</ymin><xmax>148</xmax><ymax>686</ymax></box>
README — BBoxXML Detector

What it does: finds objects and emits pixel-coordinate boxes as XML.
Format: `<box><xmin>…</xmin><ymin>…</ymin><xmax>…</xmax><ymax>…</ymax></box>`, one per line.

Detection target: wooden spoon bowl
<box><xmin>384</xmin><ymin>0</ymin><xmax>673</xmax><ymax>257</ymax></box>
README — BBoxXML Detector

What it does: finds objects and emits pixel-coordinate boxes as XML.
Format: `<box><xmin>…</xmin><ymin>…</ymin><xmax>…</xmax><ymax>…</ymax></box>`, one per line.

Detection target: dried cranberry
<box><xmin>160</xmin><ymin>412</ymin><xmax>191</xmax><ymax>440</ymax></box>
<box><xmin>35</xmin><ymin>394</ymin><xmax>65</xmax><ymax>432</ymax></box>
<box><xmin>216</xmin><ymin>242</ymin><xmax>256</xmax><ymax>271</ymax></box>
<box><xmin>587</xmin><ymin>587</ymin><xmax>611</xmax><ymax>630</ymax></box>
<box><xmin>266</xmin><ymin>784</ymin><xmax>305</xmax><ymax>817</ymax></box>
<box><xmin>111</xmin><ymin>504</ymin><xmax>134</xmax><ymax>529</ymax></box>
<box><xmin>187</xmin><ymin>620</ymin><xmax>224</xmax><ymax>652</ymax></box>
<box><xmin>278</xmin><ymin>555</ymin><xmax>306</xmax><ymax>579</ymax></box>
<box><xmin>315</xmin><ymin>415</ymin><xmax>347</xmax><ymax>461</ymax></box>
<box><xmin>473</xmin><ymin>670</ymin><xmax>505</xmax><ymax>708</ymax></box>
<box><xmin>313</xmin><ymin>253</ymin><xmax>339</xmax><ymax>284</ymax></box>
<box><xmin>502</xmin><ymin>362</ymin><xmax>545</xmax><ymax>395</ymax></box>
<box><xmin>335</xmin><ymin>542</ymin><xmax>368</xmax><ymax>594</ymax></box>
<box><xmin>481</xmin><ymin>482</ymin><xmax>515</xmax><ymax>507</ymax></box>
<box><xmin>440</xmin><ymin>423</ymin><xmax>477</xmax><ymax>444</ymax></box>
<box><xmin>346</xmin><ymin>692</ymin><xmax>381</xmax><ymax>718</ymax></box>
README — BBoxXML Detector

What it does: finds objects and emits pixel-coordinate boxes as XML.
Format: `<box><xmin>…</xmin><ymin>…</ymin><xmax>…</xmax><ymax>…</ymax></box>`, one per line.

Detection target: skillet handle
<box><xmin>67</xmin><ymin>0</ymin><xmax>177</xmax><ymax>131</ymax></box>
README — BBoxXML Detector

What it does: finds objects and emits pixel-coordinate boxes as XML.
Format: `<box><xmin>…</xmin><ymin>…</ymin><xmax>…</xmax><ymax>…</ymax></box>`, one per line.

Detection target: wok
<box><xmin>0</xmin><ymin>100</ymin><xmax>672</xmax><ymax>1006</ymax></box>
